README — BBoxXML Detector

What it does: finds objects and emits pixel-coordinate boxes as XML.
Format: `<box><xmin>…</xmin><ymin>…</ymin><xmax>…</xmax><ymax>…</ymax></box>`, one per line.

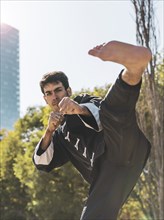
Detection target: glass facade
<box><xmin>0</xmin><ymin>23</ymin><xmax>20</xmax><ymax>130</ymax></box>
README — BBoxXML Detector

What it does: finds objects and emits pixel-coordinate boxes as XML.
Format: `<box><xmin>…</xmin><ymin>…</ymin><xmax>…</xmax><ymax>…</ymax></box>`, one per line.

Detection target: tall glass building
<box><xmin>0</xmin><ymin>23</ymin><xmax>20</xmax><ymax>130</ymax></box>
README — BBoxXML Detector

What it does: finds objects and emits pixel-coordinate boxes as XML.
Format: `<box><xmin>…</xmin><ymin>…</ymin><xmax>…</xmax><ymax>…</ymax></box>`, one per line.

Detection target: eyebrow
<box><xmin>44</xmin><ymin>86</ymin><xmax>63</xmax><ymax>94</ymax></box>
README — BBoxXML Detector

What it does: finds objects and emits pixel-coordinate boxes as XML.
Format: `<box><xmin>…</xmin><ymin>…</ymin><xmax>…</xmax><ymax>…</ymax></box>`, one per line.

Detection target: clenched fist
<box><xmin>47</xmin><ymin>112</ymin><xmax>64</xmax><ymax>132</ymax></box>
<box><xmin>58</xmin><ymin>97</ymin><xmax>84</xmax><ymax>115</ymax></box>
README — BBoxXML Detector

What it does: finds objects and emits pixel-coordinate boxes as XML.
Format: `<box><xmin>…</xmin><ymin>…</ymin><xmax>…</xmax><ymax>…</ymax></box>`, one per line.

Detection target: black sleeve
<box><xmin>33</xmin><ymin>132</ymin><xmax>69</xmax><ymax>172</ymax></box>
<box><xmin>74</xmin><ymin>94</ymin><xmax>102</xmax><ymax>131</ymax></box>
<box><xmin>100</xmin><ymin>69</ymin><xmax>142</xmax><ymax>126</ymax></box>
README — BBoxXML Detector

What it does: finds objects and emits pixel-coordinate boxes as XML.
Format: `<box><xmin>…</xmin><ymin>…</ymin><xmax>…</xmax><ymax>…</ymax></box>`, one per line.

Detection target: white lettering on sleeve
<box><xmin>83</xmin><ymin>147</ymin><xmax>87</xmax><ymax>158</ymax></box>
<box><xmin>90</xmin><ymin>152</ymin><xmax>95</xmax><ymax>167</ymax></box>
<box><xmin>65</xmin><ymin>131</ymin><xmax>70</xmax><ymax>142</ymax></box>
<box><xmin>61</xmin><ymin>122</ymin><xmax>66</xmax><ymax>133</ymax></box>
<box><xmin>74</xmin><ymin>138</ymin><xmax>80</xmax><ymax>150</ymax></box>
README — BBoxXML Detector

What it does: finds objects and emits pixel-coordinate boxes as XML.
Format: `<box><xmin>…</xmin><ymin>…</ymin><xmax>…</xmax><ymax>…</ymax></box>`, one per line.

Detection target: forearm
<box><xmin>77</xmin><ymin>105</ymin><xmax>92</xmax><ymax>116</ymax></box>
<box><xmin>78</xmin><ymin>103</ymin><xmax>102</xmax><ymax>131</ymax></box>
<box><xmin>40</xmin><ymin>128</ymin><xmax>54</xmax><ymax>151</ymax></box>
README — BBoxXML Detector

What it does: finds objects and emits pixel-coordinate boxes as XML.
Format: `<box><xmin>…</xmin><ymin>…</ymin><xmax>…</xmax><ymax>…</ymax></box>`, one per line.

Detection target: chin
<box><xmin>52</xmin><ymin>106</ymin><xmax>59</xmax><ymax>112</ymax></box>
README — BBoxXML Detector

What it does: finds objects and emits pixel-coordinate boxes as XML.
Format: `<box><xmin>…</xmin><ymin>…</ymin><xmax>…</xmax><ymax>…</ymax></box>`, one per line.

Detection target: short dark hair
<box><xmin>40</xmin><ymin>71</ymin><xmax>69</xmax><ymax>94</ymax></box>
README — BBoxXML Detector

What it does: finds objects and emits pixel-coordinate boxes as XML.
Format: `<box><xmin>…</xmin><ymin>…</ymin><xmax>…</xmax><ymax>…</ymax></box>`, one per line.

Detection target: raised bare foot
<box><xmin>88</xmin><ymin>43</ymin><xmax>106</xmax><ymax>60</ymax></box>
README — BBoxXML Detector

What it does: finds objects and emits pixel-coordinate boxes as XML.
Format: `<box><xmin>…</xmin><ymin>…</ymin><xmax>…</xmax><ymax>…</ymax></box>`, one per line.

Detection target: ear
<box><xmin>67</xmin><ymin>87</ymin><xmax>72</xmax><ymax>97</ymax></box>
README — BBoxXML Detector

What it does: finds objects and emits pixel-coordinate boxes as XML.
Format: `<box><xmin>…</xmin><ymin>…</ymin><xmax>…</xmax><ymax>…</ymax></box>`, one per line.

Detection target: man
<box><xmin>33</xmin><ymin>41</ymin><xmax>152</xmax><ymax>219</ymax></box>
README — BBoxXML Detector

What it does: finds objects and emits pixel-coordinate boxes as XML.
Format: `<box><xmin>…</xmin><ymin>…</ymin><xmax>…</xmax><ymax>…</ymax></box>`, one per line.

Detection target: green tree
<box><xmin>0</xmin><ymin>129</ymin><xmax>34</xmax><ymax>220</ymax></box>
<box><xmin>1</xmin><ymin>106</ymin><xmax>89</xmax><ymax>220</ymax></box>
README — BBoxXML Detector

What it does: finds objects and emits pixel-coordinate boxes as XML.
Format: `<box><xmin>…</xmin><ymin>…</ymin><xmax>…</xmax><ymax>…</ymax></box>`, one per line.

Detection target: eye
<box><xmin>45</xmin><ymin>92</ymin><xmax>52</xmax><ymax>96</ymax></box>
<box><xmin>56</xmin><ymin>88</ymin><xmax>63</xmax><ymax>93</ymax></box>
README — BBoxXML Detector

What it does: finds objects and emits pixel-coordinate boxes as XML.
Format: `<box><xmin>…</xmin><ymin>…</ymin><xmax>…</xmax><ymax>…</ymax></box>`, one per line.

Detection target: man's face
<box><xmin>43</xmin><ymin>81</ymin><xmax>72</xmax><ymax>112</ymax></box>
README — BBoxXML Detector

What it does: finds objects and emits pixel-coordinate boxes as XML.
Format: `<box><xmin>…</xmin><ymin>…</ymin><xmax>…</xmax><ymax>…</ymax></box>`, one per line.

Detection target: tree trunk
<box><xmin>131</xmin><ymin>0</ymin><xmax>164</xmax><ymax>219</ymax></box>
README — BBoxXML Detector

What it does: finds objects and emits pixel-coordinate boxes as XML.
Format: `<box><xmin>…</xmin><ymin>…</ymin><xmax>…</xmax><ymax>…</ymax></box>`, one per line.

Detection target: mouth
<box><xmin>51</xmin><ymin>104</ymin><xmax>60</xmax><ymax>112</ymax></box>
<box><xmin>52</xmin><ymin>101</ymin><xmax>58</xmax><ymax>106</ymax></box>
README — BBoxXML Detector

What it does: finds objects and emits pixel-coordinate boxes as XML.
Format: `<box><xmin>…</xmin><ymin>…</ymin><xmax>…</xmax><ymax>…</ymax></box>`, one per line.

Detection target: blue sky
<box><xmin>1</xmin><ymin>0</ymin><xmax>164</xmax><ymax>116</ymax></box>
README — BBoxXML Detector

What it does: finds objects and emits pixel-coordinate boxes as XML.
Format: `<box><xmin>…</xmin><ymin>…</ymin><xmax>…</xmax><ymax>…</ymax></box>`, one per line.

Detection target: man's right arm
<box><xmin>33</xmin><ymin>112</ymin><xmax>69</xmax><ymax>172</ymax></box>
<box><xmin>40</xmin><ymin>128</ymin><xmax>54</xmax><ymax>151</ymax></box>
<box><xmin>40</xmin><ymin>111</ymin><xmax>64</xmax><ymax>151</ymax></box>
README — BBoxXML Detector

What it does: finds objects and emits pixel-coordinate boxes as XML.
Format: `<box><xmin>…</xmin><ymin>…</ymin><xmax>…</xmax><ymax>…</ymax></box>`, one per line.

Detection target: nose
<box><xmin>52</xmin><ymin>91</ymin><xmax>57</xmax><ymax>99</ymax></box>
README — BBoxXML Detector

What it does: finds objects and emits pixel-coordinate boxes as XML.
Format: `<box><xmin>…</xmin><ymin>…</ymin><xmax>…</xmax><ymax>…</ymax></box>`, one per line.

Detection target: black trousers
<box><xmin>80</xmin><ymin>74</ymin><xmax>151</xmax><ymax>220</ymax></box>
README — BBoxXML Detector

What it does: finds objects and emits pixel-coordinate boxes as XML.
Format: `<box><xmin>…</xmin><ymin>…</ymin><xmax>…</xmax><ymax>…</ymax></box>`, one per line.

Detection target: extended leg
<box><xmin>80</xmin><ymin>69</ymin><xmax>151</xmax><ymax>220</ymax></box>
<box><xmin>80</xmin><ymin>154</ymin><xmax>148</xmax><ymax>220</ymax></box>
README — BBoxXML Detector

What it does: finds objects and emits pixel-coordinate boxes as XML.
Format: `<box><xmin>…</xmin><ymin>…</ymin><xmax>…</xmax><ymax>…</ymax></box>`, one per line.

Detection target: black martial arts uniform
<box><xmin>33</xmin><ymin>70</ymin><xmax>151</xmax><ymax>220</ymax></box>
